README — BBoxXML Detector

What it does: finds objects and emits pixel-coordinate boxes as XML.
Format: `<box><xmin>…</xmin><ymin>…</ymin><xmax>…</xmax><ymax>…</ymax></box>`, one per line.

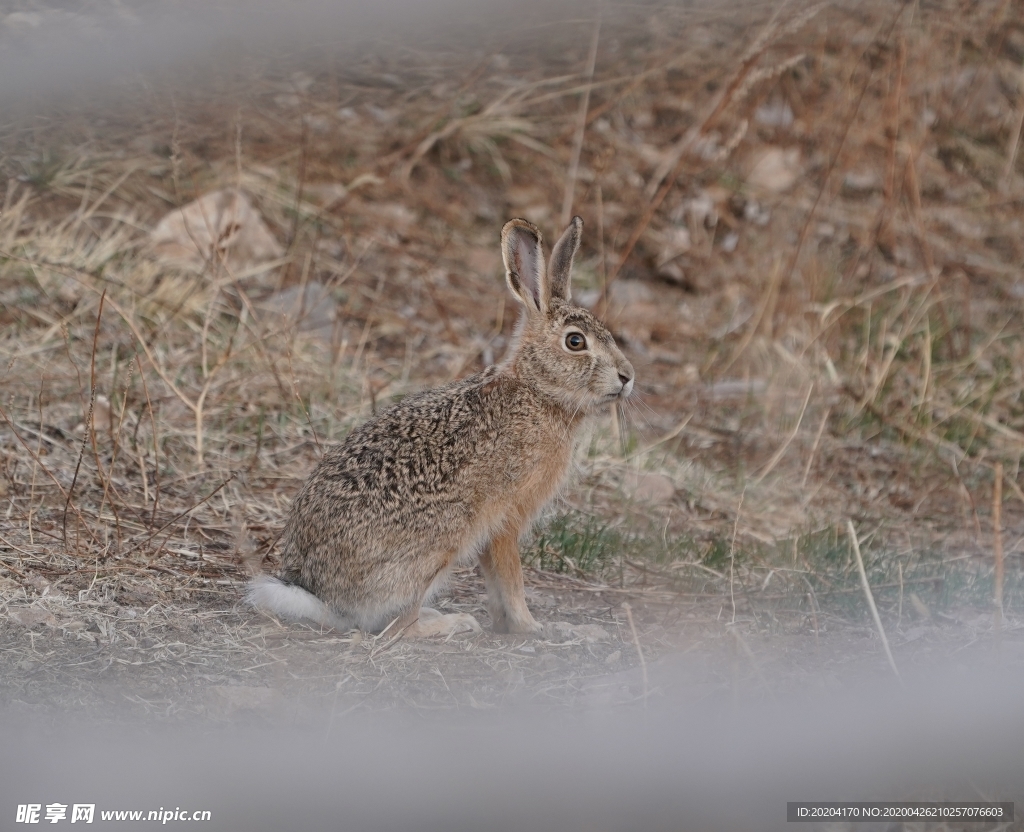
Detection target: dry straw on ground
<box><xmin>1</xmin><ymin>0</ymin><xmax>1023</xmax><ymax>713</ymax></box>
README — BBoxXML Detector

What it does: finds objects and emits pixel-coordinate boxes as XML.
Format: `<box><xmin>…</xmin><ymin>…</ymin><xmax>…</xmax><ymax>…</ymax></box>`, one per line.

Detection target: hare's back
<box><xmin>301</xmin><ymin>375</ymin><xmax>496</xmax><ymax>512</ymax></box>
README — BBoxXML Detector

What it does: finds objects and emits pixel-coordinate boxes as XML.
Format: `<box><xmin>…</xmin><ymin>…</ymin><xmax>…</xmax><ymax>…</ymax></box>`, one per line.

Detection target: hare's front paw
<box><xmin>495</xmin><ymin>613</ymin><xmax>544</xmax><ymax>636</ymax></box>
<box><xmin>407</xmin><ymin>608</ymin><xmax>481</xmax><ymax>638</ymax></box>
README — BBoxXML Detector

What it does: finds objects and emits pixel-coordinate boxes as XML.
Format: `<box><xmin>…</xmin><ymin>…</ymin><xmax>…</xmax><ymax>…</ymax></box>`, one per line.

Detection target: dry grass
<box><xmin>2</xmin><ymin>0</ymin><xmax>1024</xmax><ymax>712</ymax></box>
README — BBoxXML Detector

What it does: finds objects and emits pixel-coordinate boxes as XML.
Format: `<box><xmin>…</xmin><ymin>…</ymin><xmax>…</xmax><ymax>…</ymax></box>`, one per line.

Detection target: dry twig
<box><xmin>846</xmin><ymin>520</ymin><xmax>902</xmax><ymax>684</ymax></box>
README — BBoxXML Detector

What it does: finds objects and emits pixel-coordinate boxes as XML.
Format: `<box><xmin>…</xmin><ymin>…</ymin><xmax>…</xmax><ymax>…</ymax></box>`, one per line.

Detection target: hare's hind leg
<box><xmin>411</xmin><ymin>607</ymin><xmax>481</xmax><ymax>637</ymax></box>
<box><xmin>381</xmin><ymin>604</ymin><xmax>480</xmax><ymax>639</ymax></box>
<box><xmin>479</xmin><ymin>528</ymin><xmax>542</xmax><ymax>634</ymax></box>
<box><xmin>377</xmin><ymin>556</ymin><xmax>481</xmax><ymax>639</ymax></box>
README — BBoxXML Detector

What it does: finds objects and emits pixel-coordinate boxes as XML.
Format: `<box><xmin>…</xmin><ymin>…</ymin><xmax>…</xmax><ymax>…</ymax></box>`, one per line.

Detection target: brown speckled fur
<box><xmin>255</xmin><ymin>217</ymin><xmax>634</xmax><ymax>636</ymax></box>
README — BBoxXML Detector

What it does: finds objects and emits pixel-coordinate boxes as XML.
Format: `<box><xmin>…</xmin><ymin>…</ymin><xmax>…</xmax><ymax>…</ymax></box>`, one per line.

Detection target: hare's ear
<box><xmin>548</xmin><ymin>216</ymin><xmax>582</xmax><ymax>302</ymax></box>
<box><xmin>501</xmin><ymin>218</ymin><xmax>546</xmax><ymax>314</ymax></box>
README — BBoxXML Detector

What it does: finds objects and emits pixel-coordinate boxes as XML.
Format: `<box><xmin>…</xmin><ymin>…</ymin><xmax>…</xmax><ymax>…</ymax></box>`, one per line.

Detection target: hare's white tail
<box><xmin>246</xmin><ymin>575</ymin><xmax>350</xmax><ymax>630</ymax></box>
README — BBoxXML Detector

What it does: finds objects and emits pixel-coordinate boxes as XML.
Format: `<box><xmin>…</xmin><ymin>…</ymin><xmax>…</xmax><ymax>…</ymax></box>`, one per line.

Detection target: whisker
<box><xmin>615</xmin><ymin>400</ymin><xmax>629</xmax><ymax>452</ymax></box>
<box><xmin>621</xmin><ymin>390</ymin><xmax>655</xmax><ymax>433</ymax></box>
<box><xmin>621</xmin><ymin>399</ymin><xmax>651</xmax><ymax>445</ymax></box>
<box><xmin>629</xmin><ymin>388</ymin><xmax>661</xmax><ymax>421</ymax></box>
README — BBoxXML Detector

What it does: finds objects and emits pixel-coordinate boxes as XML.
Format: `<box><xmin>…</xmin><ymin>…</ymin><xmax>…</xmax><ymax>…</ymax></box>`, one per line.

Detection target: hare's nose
<box><xmin>618</xmin><ymin>360</ymin><xmax>634</xmax><ymax>388</ymax></box>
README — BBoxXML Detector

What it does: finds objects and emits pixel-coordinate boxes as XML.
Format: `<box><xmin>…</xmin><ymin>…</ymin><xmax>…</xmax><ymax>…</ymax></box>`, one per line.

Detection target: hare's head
<box><xmin>500</xmin><ymin>217</ymin><xmax>634</xmax><ymax>414</ymax></box>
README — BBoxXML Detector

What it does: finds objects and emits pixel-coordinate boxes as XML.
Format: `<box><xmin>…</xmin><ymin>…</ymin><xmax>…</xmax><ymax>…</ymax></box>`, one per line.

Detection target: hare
<box><xmin>247</xmin><ymin>216</ymin><xmax>634</xmax><ymax>638</ymax></box>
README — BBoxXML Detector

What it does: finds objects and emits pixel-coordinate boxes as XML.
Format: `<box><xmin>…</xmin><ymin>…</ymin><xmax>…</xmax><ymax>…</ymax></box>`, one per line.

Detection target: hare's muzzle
<box><xmin>616</xmin><ymin>363</ymin><xmax>635</xmax><ymax>398</ymax></box>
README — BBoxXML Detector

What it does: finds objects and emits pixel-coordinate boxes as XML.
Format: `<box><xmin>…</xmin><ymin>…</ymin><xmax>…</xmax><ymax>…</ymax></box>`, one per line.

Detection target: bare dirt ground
<box><xmin>2</xmin><ymin>0</ymin><xmax>1024</xmax><ymax>743</ymax></box>
<box><xmin>3</xmin><ymin>565</ymin><xmax>1021</xmax><ymax>725</ymax></box>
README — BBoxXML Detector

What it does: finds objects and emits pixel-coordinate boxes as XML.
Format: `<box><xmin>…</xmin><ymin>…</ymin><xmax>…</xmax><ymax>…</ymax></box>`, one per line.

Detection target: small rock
<box><xmin>841</xmin><ymin>169</ymin><xmax>881</xmax><ymax>198</ymax></box>
<box><xmin>623</xmin><ymin>472</ymin><xmax>676</xmax><ymax>505</ymax></box>
<box><xmin>302</xmin><ymin>114</ymin><xmax>332</xmax><ymax>134</ymax></box>
<box><xmin>605</xmin><ymin>649</ymin><xmax>622</xmax><ymax>665</ymax></box>
<box><xmin>150</xmin><ymin>189</ymin><xmax>283</xmax><ymax>273</ymax></box>
<box><xmin>655</xmin><ymin>226</ymin><xmax>691</xmax><ymax>265</ymax></box>
<box><xmin>304</xmin><ymin>183</ymin><xmax>348</xmax><ymax>209</ymax></box>
<box><xmin>746</xmin><ymin>147</ymin><xmax>802</xmax><ymax>194</ymax></box>
<box><xmin>734</xmin><ymin>196</ymin><xmax>771</xmax><ymax>225</ymax></box>
<box><xmin>91</xmin><ymin>394</ymin><xmax>112</xmax><ymax>435</ymax></box>
<box><xmin>547</xmin><ymin>621</ymin><xmax>577</xmax><ymax>641</ymax></box>
<box><xmin>363</xmin><ymin>202</ymin><xmax>418</xmax><ymax>236</ymax></box>
<box><xmin>117</xmin><ymin>587</ymin><xmax>156</xmax><ymax>606</ymax></box>
<box><xmin>258</xmin><ymin>282</ymin><xmax>336</xmax><ymax>336</ymax></box>
<box><xmin>25</xmin><ymin>574</ymin><xmax>49</xmax><ymax>593</ymax></box>
<box><xmin>60</xmin><ymin>620</ymin><xmax>88</xmax><ymax>632</ymax></box>
<box><xmin>604</xmin><ymin>280</ymin><xmax>685</xmax><ymax>346</ymax></box>
<box><xmin>608</xmin><ymin>279</ymin><xmax>656</xmax><ymax>307</ymax></box>
<box><xmin>571</xmin><ymin>624</ymin><xmax>613</xmax><ymax>644</ymax></box>
<box><xmin>755</xmin><ymin>98</ymin><xmax>794</xmax><ymax>129</ymax></box>
<box><xmin>679</xmin><ymin>191</ymin><xmax>718</xmax><ymax>230</ymax></box>
<box><xmin>548</xmin><ymin>621</ymin><xmax>613</xmax><ymax>643</ymax></box>
<box><xmin>365</xmin><ymin>105</ymin><xmax>397</xmax><ymax>124</ymax></box>
<box><xmin>655</xmin><ymin>262</ymin><xmax>689</xmax><ymax>288</ymax></box>
<box><xmin>632</xmin><ymin>110</ymin><xmax>655</xmax><ymax>129</ymax></box>
<box><xmin>9</xmin><ymin>608</ymin><xmax>57</xmax><ymax>628</ymax></box>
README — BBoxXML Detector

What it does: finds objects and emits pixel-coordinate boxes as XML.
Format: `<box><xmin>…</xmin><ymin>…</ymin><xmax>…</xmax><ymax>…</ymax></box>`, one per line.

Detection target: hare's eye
<box><xmin>565</xmin><ymin>332</ymin><xmax>587</xmax><ymax>352</ymax></box>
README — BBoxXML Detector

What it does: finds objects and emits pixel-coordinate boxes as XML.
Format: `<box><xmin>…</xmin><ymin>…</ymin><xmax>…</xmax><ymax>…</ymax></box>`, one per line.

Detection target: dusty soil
<box><xmin>2</xmin><ymin>561</ymin><xmax>1019</xmax><ymax>725</ymax></box>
